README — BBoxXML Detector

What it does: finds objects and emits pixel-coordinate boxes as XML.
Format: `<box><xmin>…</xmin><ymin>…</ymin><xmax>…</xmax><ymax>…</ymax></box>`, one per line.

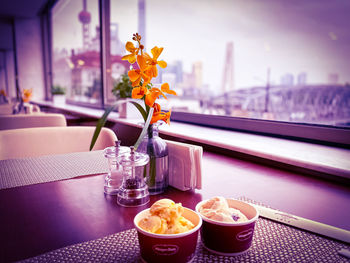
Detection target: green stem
<box><xmin>134</xmin><ymin>107</ymin><xmax>153</xmax><ymax>150</ymax></box>
<box><xmin>149</xmin><ymin>156</ymin><xmax>156</xmax><ymax>187</ymax></box>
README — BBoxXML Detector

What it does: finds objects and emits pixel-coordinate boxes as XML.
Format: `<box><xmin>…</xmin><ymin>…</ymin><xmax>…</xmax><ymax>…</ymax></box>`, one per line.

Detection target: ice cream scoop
<box><xmin>196</xmin><ymin>198</ymin><xmax>258</xmax><ymax>256</ymax></box>
<box><xmin>138</xmin><ymin>199</ymin><xmax>194</xmax><ymax>234</ymax></box>
<box><xmin>198</xmin><ymin>196</ymin><xmax>248</xmax><ymax>223</ymax></box>
<box><xmin>134</xmin><ymin>202</ymin><xmax>202</xmax><ymax>263</ymax></box>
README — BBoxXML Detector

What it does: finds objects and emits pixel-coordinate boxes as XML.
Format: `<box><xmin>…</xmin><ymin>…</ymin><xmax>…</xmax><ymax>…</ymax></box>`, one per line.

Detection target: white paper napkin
<box><xmin>166</xmin><ymin>140</ymin><xmax>202</xmax><ymax>191</ymax></box>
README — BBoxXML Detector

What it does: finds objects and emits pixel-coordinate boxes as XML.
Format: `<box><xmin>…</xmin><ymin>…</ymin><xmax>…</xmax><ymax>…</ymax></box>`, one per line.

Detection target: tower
<box><xmin>78</xmin><ymin>0</ymin><xmax>91</xmax><ymax>51</ymax></box>
<box><xmin>222</xmin><ymin>42</ymin><xmax>234</xmax><ymax>93</ymax></box>
<box><xmin>110</xmin><ymin>23</ymin><xmax>124</xmax><ymax>55</ymax></box>
<box><xmin>138</xmin><ymin>0</ymin><xmax>146</xmax><ymax>47</ymax></box>
<box><xmin>297</xmin><ymin>72</ymin><xmax>307</xmax><ymax>86</ymax></box>
<box><xmin>193</xmin><ymin>62</ymin><xmax>203</xmax><ymax>89</ymax></box>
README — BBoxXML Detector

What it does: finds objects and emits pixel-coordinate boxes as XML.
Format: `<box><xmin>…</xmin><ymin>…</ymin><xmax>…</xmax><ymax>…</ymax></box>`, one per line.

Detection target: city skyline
<box><xmin>52</xmin><ymin>0</ymin><xmax>350</xmax><ymax>91</ymax></box>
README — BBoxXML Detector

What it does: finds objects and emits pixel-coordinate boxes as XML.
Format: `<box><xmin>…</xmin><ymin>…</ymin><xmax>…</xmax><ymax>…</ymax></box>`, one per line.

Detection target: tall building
<box><xmin>183</xmin><ymin>72</ymin><xmax>194</xmax><ymax>88</ymax></box>
<box><xmin>138</xmin><ymin>0</ymin><xmax>146</xmax><ymax>47</ymax></box>
<box><xmin>297</xmin><ymin>72</ymin><xmax>307</xmax><ymax>86</ymax></box>
<box><xmin>89</xmin><ymin>26</ymin><xmax>100</xmax><ymax>52</ymax></box>
<box><xmin>78</xmin><ymin>0</ymin><xmax>91</xmax><ymax>51</ymax></box>
<box><xmin>222</xmin><ymin>42</ymin><xmax>234</xmax><ymax>92</ymax></box>
<box><xmin>328</xmin><ymin>73</ymin><xmax>339</xmax><ymax>85</ymax></box>
<box><xmin>89</xmin><ymin>23</ymin><xmax>124</xmax><ymax>55</ymax></box>
<box><xmin>163</xmin><ymin>60</ymin><xmax>183</xmax><ymax>84</ymax></box>
<box><xmin>280</xmin><ymin>73</ymin><xmax>294</xmax><ymax>86</ymax></box>
<box><xmin>110</xmin><ymin>23</ymin><xmax>124</xmax><ymax>55</ymax></box>
<box><xmin>193</xmin><ymin>61</ymin><xmax>203</xmax><ymax>89</ymax></box>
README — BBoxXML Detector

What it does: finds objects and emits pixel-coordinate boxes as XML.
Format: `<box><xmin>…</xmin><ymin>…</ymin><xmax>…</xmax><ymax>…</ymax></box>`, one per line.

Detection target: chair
<box><xmin>0</xmin><ymin>104</ymin><xmax>13</xmax><ymax>115</ymax></box>
<box><xmin>0</xmin><ymin>126</ymin><xmax>117</xmax><ymax>160</ymax></box>
<box><xmin>0</xmin><ymin>113</ymin><xmax>67</xmax><ymax>130</ymax></box>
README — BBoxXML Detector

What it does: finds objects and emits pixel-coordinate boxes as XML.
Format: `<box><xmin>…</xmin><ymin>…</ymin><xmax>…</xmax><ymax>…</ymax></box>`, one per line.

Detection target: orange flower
<box><xmin>121</xmin><ymin>33</ymin><xmax>176</xmax><ymax>127</ymax></box>
<box><xmin>162</xmin><ymin>110</ymin><xmax>171</xmax><ymax>125</ymax></box>
<box><xmin>153</xmin><ymin>102</ymin><xmax>161</xmax><ymax>113</ymax></box>
<box><xmin>128</xmin><ymin>55</ymin><xmax>152</xmax><ymax>87</ymax></box>
<box><xmin>0</xmin><ymin>89</ymin><xmax>6</xmax><ymax>97</ymax></box>
<box><xmin>144</xmin><ymin>84</ymin><xmax>177</xmax><ymax>107</ymax></box>
<box><xmin>150</xmin><ymin>112</ymin><xmax>163</xmax><ymax>124</ymax></box>
<box><xmin>145</xmin><ymin>87</ymin><xmax>167</xmax><ymax>107</ymax></box>
<box><xmin>144</xmin><ymin>46</ymin><xmax>167</xmax><ymax>78</ymax></box>
<box><xmin>150</xmin><ymin>103</ymin><xmax>171</xmax><ymax>125</ymax></box>
<box><xmin>121</xmin><ymin>42</ymin><xmax>139</xmax><ymax>64</ymax></box>
<box><xmin>161</xmin><ymin>83</ymin><xmax>177</xmax><ymax>96</ymax></box>
<box><xmin>131</xmin><ymin>84</ymin><xmax>149</xmax><ymax>99</ymax></box>
<box><xmin>151</xmin><ymin>110</ymin><xmax>171</xmax><ymax>124</ymax></box>
<box><xmin>22</xmin><ymin>89</ymin><xmax>32</xmax><ymax>102</ymax></box>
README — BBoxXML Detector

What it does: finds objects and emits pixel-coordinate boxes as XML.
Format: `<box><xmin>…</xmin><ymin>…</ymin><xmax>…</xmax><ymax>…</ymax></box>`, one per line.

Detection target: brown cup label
<box><xmin>236</xmin><ymin>228</ymin><xmax>254</xmax><ymax>241</ymax></box>
<box><xmin>152</xmin><ymin>244</ymin><xmax>179</xmax><ymax>256</ymax></box>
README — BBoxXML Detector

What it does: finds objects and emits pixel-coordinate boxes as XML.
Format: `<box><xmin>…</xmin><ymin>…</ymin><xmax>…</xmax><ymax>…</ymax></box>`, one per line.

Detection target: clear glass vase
<box><xmin>137</xmin><ymin>123</ymin><xmax>169</xmax><ymax>195</ymax></box>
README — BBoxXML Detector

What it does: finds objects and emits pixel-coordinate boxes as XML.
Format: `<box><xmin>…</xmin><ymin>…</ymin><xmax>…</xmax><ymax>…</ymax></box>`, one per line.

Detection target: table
<box><xmin>0</xmin><ymin>151</ymin><xmax>349</xmax><ymax>262</ymax></box>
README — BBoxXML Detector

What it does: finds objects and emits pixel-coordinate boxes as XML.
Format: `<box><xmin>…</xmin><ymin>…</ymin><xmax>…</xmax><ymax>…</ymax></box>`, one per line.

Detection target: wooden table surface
<box><xmin>0</xmin><ymin>151</ymin><xmax>349</xmax><ymax>262</ymax></box>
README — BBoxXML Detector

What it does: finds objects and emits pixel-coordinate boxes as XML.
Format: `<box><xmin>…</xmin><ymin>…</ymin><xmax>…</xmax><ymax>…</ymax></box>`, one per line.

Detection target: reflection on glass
<box><xmin>52</xmin><ymin>0</ymin><xmax>101</xmax><ymax>105</ymax></box>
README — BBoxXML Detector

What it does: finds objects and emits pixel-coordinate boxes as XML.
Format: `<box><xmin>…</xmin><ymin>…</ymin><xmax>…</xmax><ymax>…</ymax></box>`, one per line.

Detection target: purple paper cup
<box><xmin>195</xmin><ymin>198</ymin><xmax>259</xmax><ymax>256</ymax></box>
<box><xmin>134</xmin><ymin>207</ymin><xmax>202</xmax><ymax>263</ymax></box>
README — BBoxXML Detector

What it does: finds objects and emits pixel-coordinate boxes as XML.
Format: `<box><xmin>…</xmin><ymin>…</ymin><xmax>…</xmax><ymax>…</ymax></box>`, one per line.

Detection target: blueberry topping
<box><xmin>232</xmin><ymin>214</ymin><xmax>240</xmax><ymax>221</ymax></box>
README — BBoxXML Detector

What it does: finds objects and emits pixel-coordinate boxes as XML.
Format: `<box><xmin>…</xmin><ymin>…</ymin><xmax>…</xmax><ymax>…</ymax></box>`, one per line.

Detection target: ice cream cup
<box><xmin>134</xmin><ymin>207</ymin><xmax>202</xmax><ymax>263</ymax></box>
<box><xmin>195</xmin><ymin>198</ymin><xmax>259</xmax><ymax>256</ymax></box>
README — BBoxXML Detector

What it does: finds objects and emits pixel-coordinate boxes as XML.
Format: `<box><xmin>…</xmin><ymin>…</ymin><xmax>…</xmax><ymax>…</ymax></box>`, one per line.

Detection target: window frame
<box><xmin>171</xmin><ymin>111</ymin><xmax>350</xmax><ymax>147</ymax></box>
<box><xmin>39</xmin><ymin>0</ymin><xmax>55</xmax><ymax>101</ymax></box>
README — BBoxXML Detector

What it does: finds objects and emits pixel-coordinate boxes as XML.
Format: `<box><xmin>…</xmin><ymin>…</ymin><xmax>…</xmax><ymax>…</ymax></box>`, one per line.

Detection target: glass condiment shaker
<box><xmin>103</xmin><ymin>141</ymin><xmax>129</xmax><ymax>195</ymax></box>
<box><xmin>117</xmin><ymin>146</ymin><xmax>150</xmax><ymax>207</ymax></box>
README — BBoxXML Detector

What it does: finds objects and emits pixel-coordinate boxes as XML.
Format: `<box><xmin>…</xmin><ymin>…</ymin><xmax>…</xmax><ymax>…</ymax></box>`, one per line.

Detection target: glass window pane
<box><xmin>107</xmin><ymin>0</ymin><xmax>138</xmax><ymax>104</ymax></box>
<box><xmin>109</xmin><ymin>0</ymin><xmax>350</xmax><ymax>127</ymax></box>
<box><xmin>52</xmin><ymin>0</ymin><xmax>101</xmax><ymax>106</ymax></box>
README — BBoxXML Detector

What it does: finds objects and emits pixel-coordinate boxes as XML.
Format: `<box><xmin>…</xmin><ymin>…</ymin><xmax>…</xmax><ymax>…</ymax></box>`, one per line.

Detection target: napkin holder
<box><xmin>165</xmin><ymin>140</ymin><xmax>202</xmax><ymax>191</ymax></box>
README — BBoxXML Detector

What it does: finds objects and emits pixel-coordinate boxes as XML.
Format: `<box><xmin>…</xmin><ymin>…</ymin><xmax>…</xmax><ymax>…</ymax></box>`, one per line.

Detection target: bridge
<box><xmin>204</xmin><ymin>84</ymin><xmax>350</xmax><ymax>127</ymax></box>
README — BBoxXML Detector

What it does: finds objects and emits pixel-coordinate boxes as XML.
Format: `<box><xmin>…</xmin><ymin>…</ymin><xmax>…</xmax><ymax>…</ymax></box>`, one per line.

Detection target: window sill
<box><xmin>33</xmin><ymin>100</ymin><xmax>350</xmax><ymax>181</ymax></box>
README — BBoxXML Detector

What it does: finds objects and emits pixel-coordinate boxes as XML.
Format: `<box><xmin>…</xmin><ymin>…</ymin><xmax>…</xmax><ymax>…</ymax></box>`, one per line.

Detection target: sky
<box><xmin>52</xmin><ymin>0</ymin><xmax>350</xmax><ymax>92</ymax></box>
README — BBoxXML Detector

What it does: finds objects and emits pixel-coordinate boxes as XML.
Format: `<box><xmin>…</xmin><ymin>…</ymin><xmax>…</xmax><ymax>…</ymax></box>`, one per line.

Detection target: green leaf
<box><xmin>134</xmin><ymin>107</ymin><xmax>154</xmax><ymax>150</ymax></box>
<box><xmin>51</xmin><ymin>85</ymin><xmax>66</xmax><ymax>95</ymax></box>
<box><xmin>129</xmin><ymin>101</ymin><xmax>147</xmax><ymax>121</ymax></box>
<box><xmin>89</xmin><ymin>102</ymin><xmax>119</xmax><ymax>151</ymax></box>
<box><xmin>111</xmin><ymin>74</ymin><xmax>133</xmax><ymax>99</ymax></box>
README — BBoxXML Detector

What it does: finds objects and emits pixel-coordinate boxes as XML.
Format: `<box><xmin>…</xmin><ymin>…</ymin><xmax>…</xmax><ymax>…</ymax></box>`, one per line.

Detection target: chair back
<box><xmin>0</xmin><ymin>104</ymin><xmax>13</xmax><ymax>115</ymax></box>
<box><xmin>0</xmin><ymin>113</ymin><xmax>67</xmax><ymax>130</ymax></box>
<box><xmin>0</xmin><ymin>126</ymin><xmax>117</xmax><ymax>160</ymax></box>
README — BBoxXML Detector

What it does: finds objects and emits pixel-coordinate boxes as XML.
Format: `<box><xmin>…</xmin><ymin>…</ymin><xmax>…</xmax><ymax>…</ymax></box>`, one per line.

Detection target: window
<box><xmin>52</xmin><ymin>0</ymin><xmax>102</xmax><ymax>106</ymax></box>
<box><xmin>49</xmin><ymin>0</ymin><xmax>350</xmax><ymax>145</ymax></box>
<box><xmin>139</xmin><ymin>0</ymin><xmax>350</xmax><ymax>129</ymax></box>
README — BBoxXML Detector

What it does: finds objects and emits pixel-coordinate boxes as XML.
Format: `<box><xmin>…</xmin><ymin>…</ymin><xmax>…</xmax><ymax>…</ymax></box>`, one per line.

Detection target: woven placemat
<box><xmin>0</xmin><ymin>151</ymin><xmax>108</xmax><ymax>190</ymax></box>
<box><xmin>19</xmin><ymin>197</ymin><xmax>350</xmax><ymax>263</ymax></box>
